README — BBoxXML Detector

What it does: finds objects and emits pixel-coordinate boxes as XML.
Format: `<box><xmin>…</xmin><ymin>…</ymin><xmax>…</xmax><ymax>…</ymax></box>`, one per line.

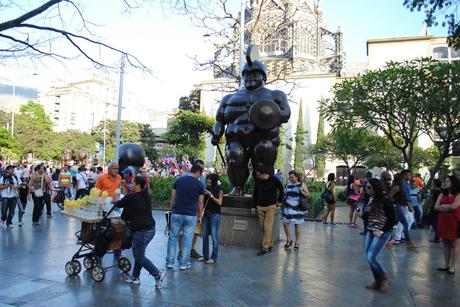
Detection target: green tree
<box><xmin>92</xmin><ymin>120</ymin><xmax>142</xmax><ymax>162</ymax></box>
<box><xmin>54</xmin><ymin>130</ymin><xmax>97</xmax><ymax>161</ymax></box>
<box><xmin>274</xmin><ymin>125</ymin><xmax>286</xmax><ymax>173</ymax></box>
<box><xmin>322</xmin><ymin>59</ymin><xmax>429</xmax><ymax>172</ymax></box>
<box><xmin>314</xmin><ymin>127</ymin><xmax>382</xmax><ymax>176</ymax></box>
<box><xmin>404</xmin><ymin>0</ymin><xmax>460</xmax><ymax>48</ymax></box>
<box><xmin>418</xmin><ymin>60</ymin><xmax>460</xmax><ymax>190</ymax></box>
<box><xmin>139</xmin><ymin>124</ymin><xmax>159</xmax><ymax>161</ymax></box>
<box><xmin>178</xmin><ymin>89</ymin><xmax>201</xmax><ymax>113</ymax></box>
<box><xmin>164</xmin><ymin>111</ymin><xmax>215</xmax><ymax>160</ymax></box>
<box><xmin>313</xmin><ymin>105</ymin><xmax>326</xmax><ymax>179</ymax></box>
<box><xmin>294</xmin><ymin>103</ymin><xmax>307</xmax><ymax>173</ymax></box>
<box><xmin>0</xmin><ymin>127</ymin><xmax>20</xmax><ymax>160</ymax></box>
<box><xmin>364</xmin><ymin>136</ymin><xmax>405</xmax><ymax>173</ymax></box>
<box><xmin>14</xmin><ymin>101</ymin><xmax>55</xmax><ymax>160</ymax></box>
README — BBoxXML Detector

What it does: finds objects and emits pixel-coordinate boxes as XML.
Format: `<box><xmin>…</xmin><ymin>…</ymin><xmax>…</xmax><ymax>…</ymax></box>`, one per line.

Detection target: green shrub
<box><xmin>149</xmin><ymin>176</ymin><xmax>176</xmax><ymax>208</ymax></box>
<box><xmin>307</xmin><ymin>181</ymin><xmax>326</xmax><ymax>193</ymax></box>
<box><xmin>308</xmin><ymin>192</ymin><xmax>325</xmax><ymax>218</ymax></box>
<box><xmin>219</xmin><ymin>175</ymin><xmax>232</xmax><ymax>194</ymax></box>
<box><xmin>336</xmin><ymin>189</ymin><xmax>347</xmax><ymax>202</ymax></box>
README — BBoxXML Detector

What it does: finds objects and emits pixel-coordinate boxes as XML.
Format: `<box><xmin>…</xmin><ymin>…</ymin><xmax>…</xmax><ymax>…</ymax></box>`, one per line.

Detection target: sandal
<box><xmin>294</xmin><ymin>243</ymin><xmax>300</xmax><ymax>251</ymax></box>
<box><xmin>284</xmin><ymin>240</ymin><xmax>293</xmax><ymax>249</ymax></box>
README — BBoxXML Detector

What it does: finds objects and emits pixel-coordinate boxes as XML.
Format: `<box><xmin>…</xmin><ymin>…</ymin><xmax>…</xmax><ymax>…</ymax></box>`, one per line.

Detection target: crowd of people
<box><xmin>318</xmin><ymin>168</ymin><xmax>460</xmax><ymax>291</ymax></box>
<box><xmin>1</xmin><ymin>158</ymin><xmax>459</xmax><ymax>292</ymax></box>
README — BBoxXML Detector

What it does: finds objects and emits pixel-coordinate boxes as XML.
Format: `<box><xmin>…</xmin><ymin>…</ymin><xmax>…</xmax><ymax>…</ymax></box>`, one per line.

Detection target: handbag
<box><xmin>298</xmin><ymin>194</ymin><xmax>308</xmax><ymax>211</ymax></box>
<box><xmin>121</xmin><ymin>225</ymin><xmax>133</xmax><ymax>249</ymax></box>
<box><xmin>33</xmin><ymin>175</ymin><xmax>44</xmax><ymax>197</ymax></box>
<box><xmin>321</xmin><ymin>189</ymin><xmax>334</xmax><ymax>204</ymax></box>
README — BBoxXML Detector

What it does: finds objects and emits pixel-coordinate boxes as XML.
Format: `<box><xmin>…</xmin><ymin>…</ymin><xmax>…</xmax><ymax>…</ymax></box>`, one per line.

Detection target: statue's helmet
<box><xmin>241</xmin><ymin>60</ymin><xmax>267</xmax><ymax>81</ymax></box>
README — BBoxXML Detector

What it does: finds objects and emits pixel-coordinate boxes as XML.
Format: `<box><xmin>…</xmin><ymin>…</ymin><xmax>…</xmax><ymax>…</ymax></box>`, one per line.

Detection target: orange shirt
<box><xmin>95</xmin><ymin>173</ymin><xmax>122</xmax><ymax>197</ymax></box>
<box><xmin>414</xmin><ymin>176</ymin><xmax>424</xmax><ymax>191</ymax></box>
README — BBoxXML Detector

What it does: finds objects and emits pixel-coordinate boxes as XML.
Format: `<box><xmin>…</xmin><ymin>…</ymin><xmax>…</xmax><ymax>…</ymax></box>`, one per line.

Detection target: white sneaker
<box><xmin>18</xmin><ymin>221</ymin><xmax>24</xmax><ymax>226</ymax></box>
<box><xmin>197</xmin><ymin>256</ymin><xmax>205</xmax><ymax>262</ymax></box>
<box><xmin>165</xmin><ymin>263</ymin><xmax>174</xmax><ymax>269</ymax></box>
<box><xmin>179</xmin><ymin>264</ymin><xmax>191</xmax><ymax>270</ymax></box>
<box><xmin>205</xmin><ymin>259</ymin><xmax>215</xmax><ymax>264</ymax></box>
<box><xmin>155</xmin><ymin>272</ymin><xmax>166</xmax><ymax>289</ymax></box>
<box><xmin>125</xmin><ymin>276</ymin><xmax>141</xmax><ymax>285</ymax></box>
<box><xmin>7</xmin><ymin>224</ymin><xmax>13</xmax><ymax>229</ymax></box>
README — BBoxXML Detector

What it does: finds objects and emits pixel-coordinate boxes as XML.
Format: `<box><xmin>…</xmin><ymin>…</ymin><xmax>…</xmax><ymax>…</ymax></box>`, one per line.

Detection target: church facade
<box><xmin>199</xmin><ymin>0</ymin><xmax>345</xmax><ymax>177</ymax></box>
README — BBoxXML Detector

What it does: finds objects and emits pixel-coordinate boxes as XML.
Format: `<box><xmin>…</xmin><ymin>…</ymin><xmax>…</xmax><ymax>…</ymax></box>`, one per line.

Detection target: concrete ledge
<box><xmin>219</xmin><ymin>207</ymin><xmax>280</xmax><ymax>249</ymax></box>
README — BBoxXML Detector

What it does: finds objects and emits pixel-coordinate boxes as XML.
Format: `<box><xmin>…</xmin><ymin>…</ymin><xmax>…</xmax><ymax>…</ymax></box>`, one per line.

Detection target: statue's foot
<box><xmin>228</xmin><ymin>187</ymin><xmax>244</xmax><ymax>196</ymax></box>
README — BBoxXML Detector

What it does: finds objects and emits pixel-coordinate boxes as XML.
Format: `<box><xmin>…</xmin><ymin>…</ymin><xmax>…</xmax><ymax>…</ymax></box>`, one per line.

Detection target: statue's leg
<box><xmin>253</xmin><ymin>140</ymin><xmax>277</xmax><ymax>178</ymax></box>
<box><xmin>225</xmin><ymin>142</ymin><xmax>249</xmax><ymax>196</ymax></box>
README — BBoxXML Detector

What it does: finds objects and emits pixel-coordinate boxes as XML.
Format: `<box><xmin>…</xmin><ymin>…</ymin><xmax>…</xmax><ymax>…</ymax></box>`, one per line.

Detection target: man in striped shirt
<box><xmin>58</xmin><ymin>165</ymin><xmax>72</xmax><ymax>199</ymax></box>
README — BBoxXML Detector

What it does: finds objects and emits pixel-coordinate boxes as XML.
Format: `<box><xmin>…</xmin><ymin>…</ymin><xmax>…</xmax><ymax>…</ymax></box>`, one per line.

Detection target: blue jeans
<box><xmin>1</xmin><ymin>197</ymin><xmax>16</xmax><ymax>226</ymax></box>
<box><xmin>166</xmin><ymin>213</ymin><xmax>196</xmax><ymax>266</ymax></box>
<box><xmin>412</xmin><ymin>205</ymin><xmax>423</xmax><ymax>226</ymax></box>
<box><xmin>131</xmin><ymin>227</ymin><xmax>160</xmax><ymax>279</ymax></box>
<box><xmin>365</xmin><ymin>230</ymin><xmax>391</xmax><ymax>280</ymax></box>
<box><xmin>395</xmin><ymin>204</ymin><xmax>411</xmax><ymax>241</ymax></box>
<box><xmin>201</xmin><ymin>213</ymin><xmax>221</xmax><ymax>261</ymax></box>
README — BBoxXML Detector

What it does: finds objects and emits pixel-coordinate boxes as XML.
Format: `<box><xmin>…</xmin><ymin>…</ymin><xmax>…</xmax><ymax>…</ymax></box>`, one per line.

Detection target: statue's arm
<box><xmin>212</xmin><ymin>94</ymin><xmax>231</xmax><ymax>145</ymax></box>
<box><xmin>273</xmin><ymin>90</ymin><xmax>290</xmax><ymax>123</ymax></box>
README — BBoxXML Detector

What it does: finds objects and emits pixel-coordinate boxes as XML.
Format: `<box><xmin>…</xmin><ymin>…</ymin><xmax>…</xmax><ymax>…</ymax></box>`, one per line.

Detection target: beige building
<box><xmin>38</xmin><ymin>76</ymin><xmax>168</xmax><ymax>132</ymax></box>
<box><xmin>367</xmin><ymin>35</ymin><xmax>459</xmax><ymax>70</ymax></box>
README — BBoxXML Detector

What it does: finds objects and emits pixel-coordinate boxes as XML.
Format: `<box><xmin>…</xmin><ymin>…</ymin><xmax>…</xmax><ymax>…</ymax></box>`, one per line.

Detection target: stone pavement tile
<box><xmin>0</xmin><ymin>280</ymin><xmax>53</xmax><ymax>300</ymax></box>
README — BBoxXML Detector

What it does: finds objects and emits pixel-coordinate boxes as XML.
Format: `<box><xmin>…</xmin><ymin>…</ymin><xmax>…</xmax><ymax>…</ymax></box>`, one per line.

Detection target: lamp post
<box><xmin>8</xmin><ymin>73</ymin><xmax>39</xmax><ymax>137</ymax></box>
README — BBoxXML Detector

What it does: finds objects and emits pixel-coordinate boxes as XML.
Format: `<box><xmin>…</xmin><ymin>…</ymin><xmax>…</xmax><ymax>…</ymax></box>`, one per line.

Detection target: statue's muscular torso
<box><xmin>215</xmin><ymin>87</ymin><xmax>290</xmax><ymax>146</ymax></box>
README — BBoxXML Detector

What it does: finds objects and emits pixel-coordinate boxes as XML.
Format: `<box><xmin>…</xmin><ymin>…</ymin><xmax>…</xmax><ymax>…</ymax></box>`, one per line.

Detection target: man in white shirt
<box><xmin>75</xmin><ymin>167</ymin><xmax>88</xmax><ymax>200</ymax></box>
<box><xmin>0</xmin><ymin>165</ymin><xmax>19</xmax><ymax>228</ymax></box>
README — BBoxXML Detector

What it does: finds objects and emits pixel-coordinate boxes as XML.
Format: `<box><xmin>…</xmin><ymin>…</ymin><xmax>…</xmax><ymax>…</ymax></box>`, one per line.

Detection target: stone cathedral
<box><xmin>201</xmin><ymin>0</ymin><xmax>346</xmax><ymax>175</ymax></box>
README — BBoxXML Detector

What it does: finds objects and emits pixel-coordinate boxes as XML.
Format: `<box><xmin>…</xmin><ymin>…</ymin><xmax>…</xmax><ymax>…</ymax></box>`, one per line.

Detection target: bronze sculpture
<box><xmin>211</xmin><ymin>46</ymin><xmax>291</xmax><ymax>196</ymax></box>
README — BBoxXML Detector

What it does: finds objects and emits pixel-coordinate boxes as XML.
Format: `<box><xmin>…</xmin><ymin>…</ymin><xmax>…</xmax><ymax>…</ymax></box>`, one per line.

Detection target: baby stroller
<box><xmin>64</xmin><ymin>205</ymin><xmax>131</xmax><ymax>282</ymax></box>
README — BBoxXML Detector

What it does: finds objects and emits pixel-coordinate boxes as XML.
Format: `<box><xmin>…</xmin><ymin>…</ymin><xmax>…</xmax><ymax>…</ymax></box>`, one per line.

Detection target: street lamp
<box><xmin>8</xmin><ymin>72</ymin><xmax>39</xmax><ymax>137</ymax></box>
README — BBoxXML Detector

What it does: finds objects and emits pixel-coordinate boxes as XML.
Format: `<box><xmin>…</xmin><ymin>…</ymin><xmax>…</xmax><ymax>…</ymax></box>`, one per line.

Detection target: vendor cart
<box><xmin>61</xmin><ymin>206</ymin><xmax>131</xmax><ymax>282</ymax></box>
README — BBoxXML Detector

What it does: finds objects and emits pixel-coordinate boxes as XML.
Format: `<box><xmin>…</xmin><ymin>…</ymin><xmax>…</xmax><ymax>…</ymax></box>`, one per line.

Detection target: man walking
<box><xmin>0</xmin><ymin>165</ymin><xmax>19</xmax><ymax>228</ymax></box>
<box><xmin>252</xmin><ymin>165</ymin><xmax>284</xmax><ymax>256</ymax></box>
<box><xmin>166</xmin><ymin>164</ymin><xmax>204</xmax><ymax>270</ymax></box>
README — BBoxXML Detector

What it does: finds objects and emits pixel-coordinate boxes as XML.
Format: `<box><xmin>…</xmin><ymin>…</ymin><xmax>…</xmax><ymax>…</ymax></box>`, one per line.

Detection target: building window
<box><xmin>451</xmin><ymin>48</ymin><xmax>460</xmax><ymax>59</ymax></box>
<box><xmin>433</xmin><ymin>47</ymin><xmax>448</xmax><ymax>59</ymax></box>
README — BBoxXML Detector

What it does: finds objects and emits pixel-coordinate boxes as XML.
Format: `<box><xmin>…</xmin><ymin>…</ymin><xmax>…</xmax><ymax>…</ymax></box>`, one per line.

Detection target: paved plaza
<box><xmin>0</xmin><ymin>206</ymin><xmax>459</xmax><ymax>307</ymax></box>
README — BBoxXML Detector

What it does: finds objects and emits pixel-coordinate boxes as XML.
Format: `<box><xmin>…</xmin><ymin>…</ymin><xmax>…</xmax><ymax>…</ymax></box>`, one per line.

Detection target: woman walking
<box><xmin>346</xmin><ymin>175</ymin><xmax>360</xmax><ymax>227</ymax></box>
<box><xmin>114</xmin><ymin>176</ymin><xmax>166</xmax><ymax>288</ymax></box>
<box><xmin>282</xmin><ymin>171</ymin><xmax>310</xmax><ymax>250</ymax></box>
<box><xmin>29</xmin><ymin>165</ymin><xmax>51</xmax><ymax>226</ymax></box>
<box><xmin>198</xmin><ymin>174</ymin><xmax>223</xmax><ymax>264</ymax></box>
<box><xmin>429</xmin><ymin>179</ymin><xmax>443</xmax><ymax>243</ymax></box>
<box><xmin>322</xmin><ymin>173</ymin><xmax>337</xmax><ymax>226</ymax></box>
<box><xmin>362</xmin><ymin>178</ymin><xmax>396</xmax><ymax>291</ymax></box>
<box><xmin>434</xmin><ymin>175</ymin><xmax>460</xmax><ymax>275</ymax></box>
<box><xmin>388</xmin><ymin>174</ymin><xmax>417</xmax><ymax>248</ymax></box>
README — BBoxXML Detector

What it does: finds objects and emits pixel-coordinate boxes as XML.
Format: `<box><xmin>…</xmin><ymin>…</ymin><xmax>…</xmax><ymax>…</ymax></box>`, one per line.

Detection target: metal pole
<box><xmin>238</xmin><ymin>0</ymin><xmax>246</xmax><ymax>89</ymax></box>
<box><xmin>115</xmin><ymin>53</ymin><xmax>126</xmax><ymax>163</ymax></box>
<box><xmin>11</xmin><ymin>84</ymin><xmax>15</xmax><ymax>137</ymax></box>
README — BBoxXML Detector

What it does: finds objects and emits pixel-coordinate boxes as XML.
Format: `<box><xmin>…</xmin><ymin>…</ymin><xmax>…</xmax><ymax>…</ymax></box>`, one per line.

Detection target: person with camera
<box><xmin>198</xmin><ymin>173</ymin><xmax>223</xmax><ymax>264</ymax></box>
<box><xmin>114</xmin><ymin>176</ymin><xmax>166</xmax><ymax>288</ymax></box>
<box><xmin>29</xmin><ymin>165</ymin><xmax>52</xmax><ymax>226</ymax></box>
<box><xmin>362</xmin><ymin>178</ymin><xmax>396</xmax><ymax>292</ymax></box>
<box><xmin>17</xmin><ymin>176</ymin><xmax>30</xmax><ymax>226</ymax></box>
<box><xmin>0</xmin><ymin>165</ymin><xmax>20</xmax><ymax>228</ymax></box>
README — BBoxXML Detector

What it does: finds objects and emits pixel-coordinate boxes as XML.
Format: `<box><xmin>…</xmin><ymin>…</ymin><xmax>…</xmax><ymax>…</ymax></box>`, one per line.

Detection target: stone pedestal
<box><xmin>218</xmin><ymin>196</ymin><xmax>280</xmax><ymax>249</ymax></box>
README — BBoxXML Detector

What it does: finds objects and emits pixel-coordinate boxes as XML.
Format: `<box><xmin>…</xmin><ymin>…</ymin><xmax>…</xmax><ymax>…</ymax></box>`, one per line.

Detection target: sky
<box><xmin>0</xmin><ymin>0</ymin><xmax>447</xmax><ymax>112</ymax></box>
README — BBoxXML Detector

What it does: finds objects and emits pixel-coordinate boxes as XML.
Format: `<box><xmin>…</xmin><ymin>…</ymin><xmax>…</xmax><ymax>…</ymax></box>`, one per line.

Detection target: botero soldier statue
<box><xmin>211</xmin><ymin>46</ymin><xmax>291</xmax><ymax>196</ymax></box>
